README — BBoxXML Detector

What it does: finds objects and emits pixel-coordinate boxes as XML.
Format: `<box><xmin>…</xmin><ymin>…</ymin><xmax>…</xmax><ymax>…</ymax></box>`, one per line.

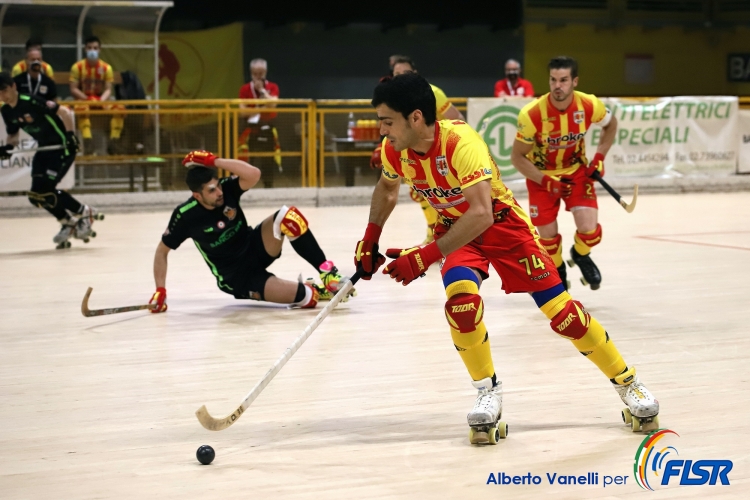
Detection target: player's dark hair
<box><xmin>185</xmin><ymin>167</ymin><xmax>218</xmax><ymax>193</ymax></box>
<box><xmin>25</xmin><ymin>38</ymin><xmax>43</xmax><ymax>51</ymax></box>
<box><xmin>392</xmin><ymin>55</ymin><xmax>416</xmax><ymax>72</ymax></box>
<box><xmin>84</xmin><ymin>35</ymin><xmax>101</xmax><ymax>46</ymax></box>
<box><xmin>0</xmin><ymin>72</ymin><xmax>14</xmax><ymax>90</ymax></box>
<box><xmin>372</xmin><ymin>73</ymin><xmax>437</xmax><ymax>126</ymax></box>
<box><xmin>548</xmin><ymin>56</ymin><xmax>578</xmax><ymax>78</ymax></box>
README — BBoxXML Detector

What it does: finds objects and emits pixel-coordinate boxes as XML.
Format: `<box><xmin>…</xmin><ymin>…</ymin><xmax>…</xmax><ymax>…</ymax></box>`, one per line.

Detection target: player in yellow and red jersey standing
<box><xmin>69</xmin><ymin>36</ymin><xmax>124</xmax><ymax>151</ymax></box>
<box><xmin>512</xmin><ymin>56</ymin><xmax>618</xmax><ymax>291</ymax></box>
<box><xmin>354</xmin><ymin>73</ymin><xmax>658</xmax><ymax>443</ymax></box>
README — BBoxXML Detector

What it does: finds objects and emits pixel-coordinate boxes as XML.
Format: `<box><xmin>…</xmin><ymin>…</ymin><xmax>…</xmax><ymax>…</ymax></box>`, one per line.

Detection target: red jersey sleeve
<box><xmin>521</xmin><ymin>79</ymin><xmax>535</xmax><ymax>98</ymax></box>
<box><xmin>494</xmin><ymin>80</ymin><xmax>504</xmax><ymax>97</ymax></box>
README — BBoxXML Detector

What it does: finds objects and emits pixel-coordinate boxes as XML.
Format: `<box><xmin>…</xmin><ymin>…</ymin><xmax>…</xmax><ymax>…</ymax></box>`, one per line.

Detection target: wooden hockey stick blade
<box><xmin>195</xmin><ymin>271</ymin><xmax>363</xmax><ymax>431</ymax></box>
<box><xmin>621</xmin><ymin>184</ymin><xmax>638</xmax><ymax>213</ymax></box>
<box><xmin>81</xmin><ymin>287</ymin><xmax>157</xmax><ymax>317</ymax></box>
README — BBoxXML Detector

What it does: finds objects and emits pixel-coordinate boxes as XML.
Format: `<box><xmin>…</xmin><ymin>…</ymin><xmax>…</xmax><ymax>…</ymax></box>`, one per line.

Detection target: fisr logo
<box><xmin>661</xmin><ymin>460</ymin><xmax>732</xmax><ymax>486</ymax></box>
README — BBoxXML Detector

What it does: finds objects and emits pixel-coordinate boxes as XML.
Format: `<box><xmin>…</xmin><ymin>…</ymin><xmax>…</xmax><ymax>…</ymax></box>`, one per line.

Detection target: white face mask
<box><xmin>86</xmin><ymin>49</ymin><xmax>99</xmax><ymax>61</ymax></box>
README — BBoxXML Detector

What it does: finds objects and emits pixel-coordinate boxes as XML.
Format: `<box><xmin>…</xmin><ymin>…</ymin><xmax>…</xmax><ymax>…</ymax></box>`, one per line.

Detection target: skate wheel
<box><xmin>488</xmin><ymin>425</ymin><xmax>500</xmax><ymax>445</ymax></box>
<box><xmin>94</xmin><ymin>214</ymin><xmax>105</xmax><ymax>220</ymax></box>
<box><xmin>83</xmin><ymin>238</ymin><xmax>90</xmax><ymax>243</ymax></box>
<box><xmin>580</xmin><ymin>277</ymin><xmax>588</xmax><ymax>286</ymax></box>
<box><xmin>590</xmin><ymin>283</ymin><xmax>600</xmax><ymax>290</ymax></box>
<box><xmin>631</xmin><ymin>415</ymin><xmax>642</xmax><ymax>432</ymax></box>
<box><xmin>622</xmin><ymin>408</ymin><xmax>632</xmax><ymax>425</ymax></box>
<box><xmin>498</xmin><ymin>421</ymin><xmax>508</xmax><ymax>439</ymax></box>
<box><xmin>640</xmin><ymin>415</ymin><xmax>660</xmax><ymax>432</ymax></box>
<box><xmin>567</xmin><ymin>259</ymin><xmax>575</xmax><ymax>268</ymax></box>
<box><xmin>91</xmin><ymin>231</ymin><xmax>97</xmax><ymax>238</ymax></box>
<box><xmin>56</xmin><ymin>241</ymin><xmax>71</xmax><ymax>250</ymax></box>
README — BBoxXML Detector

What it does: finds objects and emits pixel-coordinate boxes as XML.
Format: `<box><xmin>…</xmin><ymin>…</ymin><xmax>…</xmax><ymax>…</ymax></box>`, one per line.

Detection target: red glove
<box><xmin>541</xmin><ymin>175</ymin><xmax>573</xmax><ymax>198</ymax></box>
<box><xmin>383</xmin><ymin>242</ymin><xmax>443</xmax><ymax>286</ymax></box>
<box><xmin>354</xmin><ymin>223</ymin><xmax>385</xmax><ymax>280</ymax></box>
<box><xmin>585</xmin><ymin>153</ymin><xmax>605</xmax><ymax>179</ymax></box>
<box><xmin>149</xmin><ymin>287</ymin><xmax>167</xmax><ymax>313</ymax></box>
<box><xmin>182</xmin><ymin>150</ymin><xmax>218</xmax><ymax>169</ymax></box>
<box><xmin>369</xmin><ymin>145</ymin><xmax>382</xmax><ymax>170</ymax></box>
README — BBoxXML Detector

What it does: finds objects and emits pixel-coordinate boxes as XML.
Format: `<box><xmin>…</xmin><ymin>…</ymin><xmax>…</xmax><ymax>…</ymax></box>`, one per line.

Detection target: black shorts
<box><xmin>230</xmin><ymin>223</ymin><xmax>281</xmax><ymax>300</ymax></box>
<box><xmin>31</xmin><ymin>149</ymin><xmax>75</xmax><ymax>184</ymax></box>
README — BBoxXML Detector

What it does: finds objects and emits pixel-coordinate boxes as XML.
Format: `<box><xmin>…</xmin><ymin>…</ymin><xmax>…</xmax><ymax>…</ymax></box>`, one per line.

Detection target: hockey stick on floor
<box><xmin>195</xmin><ymin>270</ymin><xmax>363</xmax><ymax>431</ymax></box>
<box><xmin>8</xmin><ymin>145</ymin><xmax>65</xmax><ymax>154</ymax></box>
<box><xmin>81</xmin><ymin>287</ymin><xmax>157</xmax><ymax>317</ymax></box>
<box><xmin>591</xmin><ymin>171</ymin><xmax>638</xmax><ymax>213</ymax></box>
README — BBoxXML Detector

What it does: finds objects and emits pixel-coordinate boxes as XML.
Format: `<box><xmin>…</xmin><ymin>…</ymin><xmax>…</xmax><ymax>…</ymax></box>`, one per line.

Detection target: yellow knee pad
<box><xmin>272</xmin><ymin>205</ymin><xmax>309</xmax><ymax>241</ymax></box>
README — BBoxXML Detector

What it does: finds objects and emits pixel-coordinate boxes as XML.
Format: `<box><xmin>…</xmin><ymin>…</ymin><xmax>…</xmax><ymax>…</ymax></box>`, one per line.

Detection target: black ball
<box><xmin>196</xmin><ymin>444</ymin><xmax>215</xmax><ymax>465</ymax></box>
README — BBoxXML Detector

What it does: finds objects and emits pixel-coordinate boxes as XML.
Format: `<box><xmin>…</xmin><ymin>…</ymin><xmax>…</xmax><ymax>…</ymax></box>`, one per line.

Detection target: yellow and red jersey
<box><xmin>12</xmin><ymin>60</ymin><xmax>55</xmax><ymax>77</ymax></box>
<box><xmin>516</xmin><ymin>91</ymin><xmax>610</xmax><ymax>176</ymax></box>
<box><xmin>381</xmin><ymin>120</ymin><xmax>533</xmax><ymax>245</ymax></box>
<box><xmin>69</xmin><ymin>59</ymin><xmax>114</xmax><ymax>98</ymax></box>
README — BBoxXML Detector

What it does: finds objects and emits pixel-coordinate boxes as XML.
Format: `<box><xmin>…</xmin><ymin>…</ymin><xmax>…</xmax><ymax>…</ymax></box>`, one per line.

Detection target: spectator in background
<box><xmin>238</xmin><ymin>58</ymin><xmax>281</xmax><ymax>188</ymax></box>
<box><xmin>11</xmin><ymin>39</ymin><xmax>54</xmax><ymax>78</ymax></box>
<box><xmin>13</xmin><ymin>48</ymin><xmax>57</xmax><ymax>100</ymax></box>
<box><xmin>69</xmin><ymin>35</ymin><xmax>124</xmax><ymax>152</ymax></box>
<box><xmin>494</xmin><ymin>59</ymin><xmax>534</xmax><ymax>97</ymax></box>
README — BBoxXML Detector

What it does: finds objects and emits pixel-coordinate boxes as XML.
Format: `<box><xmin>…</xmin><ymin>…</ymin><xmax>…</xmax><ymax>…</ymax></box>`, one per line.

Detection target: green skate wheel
<box><xmin>469</xmin><ymin>427</ymin><xmax>477</xmax><ymax>444</ymax></box>
<box><xmin>94</xmin><ymin>214</ymin><xmax>105</xmax><ymax>220</ymax></box>
<box><xmin>488</xmin><ymin>425</ymin><xmax>500</xmax><ymax>445</ymax></box>
<box><xmin>83</xmin><ymin>238</ymin><xmax>90</xmax><ymax>243</ymax></box>
<box><xmin>498</xmin><ymin>421</ymin><xmax>508</xmax><ymax>439</ymax></box>
<box><xmin>56</xmin><ymin>241</ymin><xmax>71</xmax><ymax>250</ymax></box>
<box><xmin>91</xmin><ymin>231</ymin><xmax>96</xmax><ymax>238</ymax></box>
<box><xmin>622</xmin><ymin>408</ymin><xmax>632</xmax><ymax>425</ymax></box>
<box><xmin>567</xmin><ymin>258</ymin><xmax>575</xmax><ymax>267</ymax></box>
<box><xmin>580</xmin><ymin>277</ymin><xmax>588</xmax><ymax>286</ymax></box>
<box><xmin>631</xmin><ymin>416</ymin><xmax>642</xmax><ymax>432</ymax></box>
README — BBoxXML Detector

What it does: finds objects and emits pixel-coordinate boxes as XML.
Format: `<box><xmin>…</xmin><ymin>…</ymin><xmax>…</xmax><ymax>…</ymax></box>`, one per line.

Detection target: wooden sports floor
<box><xmin>1</xmin><ymin>192</ymin><xmax>749</xmax><ymax>499</ymax></box>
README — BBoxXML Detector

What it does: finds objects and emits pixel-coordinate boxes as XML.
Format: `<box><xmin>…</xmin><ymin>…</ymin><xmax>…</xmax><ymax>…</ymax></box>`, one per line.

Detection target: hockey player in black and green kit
<box><xmin>0</xmin><ymin>71</ymin><xmax>102</xmax><ymax>248</ymax></box>
<box><xmin>149</xmin><ymin>150</ymin><xmax>355</xmax><ymax>311</ymax></box>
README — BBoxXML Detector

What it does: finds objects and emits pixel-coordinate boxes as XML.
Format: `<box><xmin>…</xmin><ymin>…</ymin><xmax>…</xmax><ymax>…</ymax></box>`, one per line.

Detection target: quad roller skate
<box><xmin>300</xmin><ymin>275</ymin><xmax>356</xmax><ymax>303</ymax></box>
<box><xmin>557</xmin><ymin>263</ymin><xmax>570</xmax><ymax>291</ymax></box>
<box><xmin>74</xmin><ymin>205</ymin><xmax>104</xmax><ymax>243</ymax></box>
<box><xmin>53</xmin><ymin>217</ymin><xmax>77</xmax><ymax>249</ymax></box>
<box><xmin>612</xmin><ymin>369</ymin><xmax>660</xmax><ymax>432</ymax></box>
<box><xmin>567</xmin><ymin>246</ymin><xmax>601</xmax><ymax>290</ymax></box>
<box><xmin>467</xmin><ymin>377</ymin><xmax>508</xmax><ymax>445</ymax></box>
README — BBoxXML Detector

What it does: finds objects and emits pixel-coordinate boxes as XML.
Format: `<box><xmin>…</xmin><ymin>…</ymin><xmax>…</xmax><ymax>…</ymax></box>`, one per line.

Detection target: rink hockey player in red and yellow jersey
<box><xmin>354</xmin><ymin>73</ymin><xmax>658</xmax><ymax>443</ymax></box>
<box><xmin>512</xmin><ymin>56</ymin><xmax>618</xmax><ymax>291</ymax></box>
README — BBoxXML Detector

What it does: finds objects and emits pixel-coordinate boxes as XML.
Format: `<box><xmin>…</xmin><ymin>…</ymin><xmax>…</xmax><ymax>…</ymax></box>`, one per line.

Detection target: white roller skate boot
<box><xmin>74</xmin><ymin>205</ymin><xmax>104</xmax><ymax>243</ymax></box>
<box><xmin>612</xmin><ymin>367</ymin><xmax>660</xmax><ymax>432</ymax></box>
<box><xmin>53</xmin><ymin>216</ymin><xmax>77</xmax><ymax>249</ymax></box>
<box><xmin>467</xmin><ymin>377</ymin><xmax>508</xmax><ymax>444</ymax></box>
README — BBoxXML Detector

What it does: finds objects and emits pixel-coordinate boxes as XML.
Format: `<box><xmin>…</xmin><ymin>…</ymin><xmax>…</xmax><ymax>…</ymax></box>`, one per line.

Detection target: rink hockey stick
<box><xmin>591</xmin><ymin>171</ymin><xmax>638</xmax><ymax>213</ymax></box>
<box><xmin>81</xmin><ymin>287</ymin><xmax>157</xmax><ymax>317</ymax></box>
<box><xmin>8</xmin><ymin>145</ymin><xmax>64</xmax><ymax>154</ymax></box>
<box><xmin>195</xmin><ymin>270</ymin><xmax>363</xmax><ymax>431</ymax></box>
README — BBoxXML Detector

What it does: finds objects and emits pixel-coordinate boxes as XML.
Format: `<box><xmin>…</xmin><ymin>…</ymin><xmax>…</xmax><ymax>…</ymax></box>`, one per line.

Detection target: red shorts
<box><xmin>437</xmin><ymin>205</ymin><xmax>562</xmax><ymax>294</ymax></box>
<box><xmin>527</xmin><ymin>168</ymin><xmax>598</xmax><ymax>227</ymax></box>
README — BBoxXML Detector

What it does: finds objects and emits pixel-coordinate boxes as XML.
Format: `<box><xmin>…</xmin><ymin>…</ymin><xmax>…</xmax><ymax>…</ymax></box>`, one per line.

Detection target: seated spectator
<box><xmin>13</xmin><ymin>48</ymin><xmax>57</xmax><ymax>100</ymax></box>
<box><xmin>494</xmin><ymin>59</ymin><xmax>534</xmax><ymax>97</ymax></box>
<box><xmin>11</xmin><ymin>39</ymin><xmax>54</xmax><ymax>78</ymax></box>
<box><xmin>69</xmin><ymin>35</ymin><xmax>124</xmax><ymax>151</ymax></box>
<box><xmin>238</xmin><ymin>58</ymin><xmax>281</xmax><ymax>188</ymax></box>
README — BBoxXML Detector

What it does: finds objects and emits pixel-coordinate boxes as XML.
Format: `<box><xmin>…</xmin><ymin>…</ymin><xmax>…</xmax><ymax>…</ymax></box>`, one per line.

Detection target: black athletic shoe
<box><xmin>567</xmin><ymin>246</ymin><xmax>601</xmax><ymax>290</ymax></box>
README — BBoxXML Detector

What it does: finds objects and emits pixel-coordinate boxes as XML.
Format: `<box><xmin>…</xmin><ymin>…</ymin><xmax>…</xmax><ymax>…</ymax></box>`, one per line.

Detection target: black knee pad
<box><xmin>28</xmin><ymin>191</ymin><xmax>58</xmax><ymax>210</ymax></box>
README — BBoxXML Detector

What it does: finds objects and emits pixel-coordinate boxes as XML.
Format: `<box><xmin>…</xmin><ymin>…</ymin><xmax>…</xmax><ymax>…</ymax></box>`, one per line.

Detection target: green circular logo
<box><xmin>477</xmin><ymin>105</ymin><xmax>521</xmax><ymax>176</ymax></box>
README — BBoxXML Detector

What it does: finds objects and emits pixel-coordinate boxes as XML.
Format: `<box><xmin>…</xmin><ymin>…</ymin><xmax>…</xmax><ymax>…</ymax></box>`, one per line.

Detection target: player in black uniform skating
<box><xmin>149</xmin><ymin>150</ymin><xmax>354</xmax><ymax>311</ymax></box>
<box><xmin>0</xmin><ymin>72</ymin><xmax>102</xmax><ymax>249</ymax></box>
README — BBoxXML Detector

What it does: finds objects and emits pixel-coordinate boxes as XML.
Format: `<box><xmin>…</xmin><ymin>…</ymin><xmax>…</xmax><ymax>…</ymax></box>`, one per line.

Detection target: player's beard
<box><xmin>552</xmin><ymin>88</ymin><xmax>571</xmax><ymax>102</ymax></box>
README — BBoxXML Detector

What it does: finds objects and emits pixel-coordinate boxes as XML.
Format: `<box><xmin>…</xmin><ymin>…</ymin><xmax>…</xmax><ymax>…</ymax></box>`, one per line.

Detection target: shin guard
<box><xmin>445</xmin><ymin>278</ymin><xmax>494</xmax><ymax>381</ymax></box>
<box><xmin>273</xmin><ymin>205</ymin><xmax>309</xmax><ymax>241</ymax></box>
<box><xmin>573</xmin><ymin>224</ymin><xmax>602</xmax><ymax>257</ymax></box>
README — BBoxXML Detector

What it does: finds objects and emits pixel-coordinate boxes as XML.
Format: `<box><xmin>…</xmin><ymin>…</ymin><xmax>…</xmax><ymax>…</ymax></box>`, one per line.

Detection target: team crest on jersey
<box><xmin>530</xmin><ymin>205</ymin><xmax>539</xmax><ymax>218</ymax></box>
<box><xmin>223</xmin><ymin>206</ymin><xmax>237</xmax><ymax>220</ymax></box>
<box><xmin>217</xmin><ymin>221</ymin><xmax>226</xmax><ymax>229</ymax></box>
<box><xmin>23</xmin><ymin>113</ymin><xmax>34</xmax><ymax>123</ymax></box>
<box><xmin>573</xmin><ymin>111</ymin><xmax>585</xmax><ymax>124</ymax></box>
<box><xmin>436</xmin><ymin>155</ymin><xmax>449</xmax><ymax>176</ymax></box>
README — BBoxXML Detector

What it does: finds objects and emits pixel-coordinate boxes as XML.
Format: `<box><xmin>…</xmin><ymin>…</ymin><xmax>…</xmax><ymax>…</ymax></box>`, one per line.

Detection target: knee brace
<box><xmin>28</xmin><ymin>191</ymin><xmax>58</xmax><ymax>210</ymax></box>
<box><xmin>549</xmin><ymin>298</ymin><xmax>590</xmax><ymax>340</ymax></box>
<box><xmin>539</xmin><ymin>234</ymin><xmax>563</xmax><ymax>267</ymax></box>
<box><xmin>574</xmin><ymin>224</ymin><xmax>602</xmax><ymax>256</ymax></box>
<box><xmin>273</xmin><ymin>205</ymin><xmax>309</xmax><ymax>241</ymax></box>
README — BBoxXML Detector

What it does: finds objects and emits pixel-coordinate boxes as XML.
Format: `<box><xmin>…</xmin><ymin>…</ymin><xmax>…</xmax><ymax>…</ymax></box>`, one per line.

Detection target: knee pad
<box><xmin>574</xmin><ymin>224</ymin><xmax>602</xmax><ymax>250</ymax></box>
<box><xmin>28</xmin><ymin>191</ymin><xmax>57</xmax><ymax>210</ymax></box>
<box><xmin>550</xmin><ymin>299</ymin><xmax>590</xmax><ymax>340</ymax></box>
<box><xmin>445</xmin><ymin>291</ymin><xmax>484</xmax><ymax>334</ymax></box>
<box><xmin>273</xmin><ymin>205</ymin><xmax>309</xmax><ymax>241</ymax></box>
<box><xmin>539</xmin><ymin>234</ymin><xmax>563</xmax><ymax>266</ymax></box>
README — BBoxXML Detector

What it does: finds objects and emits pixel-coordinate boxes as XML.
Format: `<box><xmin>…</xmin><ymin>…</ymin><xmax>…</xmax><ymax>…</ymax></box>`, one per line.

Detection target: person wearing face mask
<box><xmin>493</xmin><ymin>59</ymin><xmax>534</xmax><ymax>97</ymax></box>
<box><xmin>237</xmin><ymin>58</ymin><xmax>282</xmax><ymax>188</ymax></box>
<box><xmin>11</xmin><ymin>39</ymin><xmax>54</xmax><ymax>78</ymax></box>
<box><xmin>13</xmin><ymin>48</ymin><xmax>57</xmax><ymax>100</ymax></box>
<box><xmin>69</xmin><ymin>36</ymin><xmax>124</xmax><ymax>150</ymax></box>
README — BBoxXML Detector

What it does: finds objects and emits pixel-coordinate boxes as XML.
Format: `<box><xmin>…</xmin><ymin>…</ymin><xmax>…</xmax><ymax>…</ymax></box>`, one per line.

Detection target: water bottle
<box><xmin>347</xmin><ymin>112</ymin><xmax>355</xmax><ymax>139</ymax></box>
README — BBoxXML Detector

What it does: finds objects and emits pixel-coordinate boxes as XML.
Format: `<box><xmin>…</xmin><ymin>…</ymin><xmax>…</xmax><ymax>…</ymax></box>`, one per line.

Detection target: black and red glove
<box><xmin>149</xmin><ymin>287</ymin><xmax>167</xmax><ymax>313</ymax></box>
<box><xmin>541</xmin><ymin>174</ymin><xmax>574</xmax><ymax>198</ymax></box>
<box><xmin>354</xmin><ymin>223</ymin><xmax>386</xmax><ymax>280</ymax></box>
<box><xmin>182</xmin><ymin>150</ymin><xmax>217</xmax><ymax>169</ymax></box>
<box><xmin>585</xmin><ymin>152</ymin><xmax>605</xmax><ymax>179</ymax></box>
<box><xmin>369</xmin><ymin>145</ymin><xmax>382</xmax><ymax>170</ymax></box>
<box><xmin>383</xmin><ymin>242</ymin><xmax>443</xmax><ymax>286</ymax></box>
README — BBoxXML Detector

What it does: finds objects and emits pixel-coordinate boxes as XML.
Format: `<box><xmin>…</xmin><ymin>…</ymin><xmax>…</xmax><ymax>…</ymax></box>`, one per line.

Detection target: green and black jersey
<box><xmin>162</xmin><ymin>176</ymin><xmax>252</xmax><ymax>291</ymax></box>
<box><xmin>1</xmin><ymin>94</ymin><xmax>68</xmax><ymax>150</ymax></box>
